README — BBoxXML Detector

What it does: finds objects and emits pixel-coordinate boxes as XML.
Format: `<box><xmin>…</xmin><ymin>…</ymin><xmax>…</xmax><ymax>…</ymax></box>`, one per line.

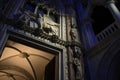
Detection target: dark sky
<box><xmin>91</xmin><ymin>6</ymin><xmax>115</xmax><ymax>34</ymax></box>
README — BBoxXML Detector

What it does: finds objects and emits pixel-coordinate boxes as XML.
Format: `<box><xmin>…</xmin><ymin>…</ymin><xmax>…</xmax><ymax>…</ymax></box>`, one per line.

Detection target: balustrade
<box><xmin>96</xmin><ymin>22</ymin><xmax>119</xmax><ymax>41</ymax></box>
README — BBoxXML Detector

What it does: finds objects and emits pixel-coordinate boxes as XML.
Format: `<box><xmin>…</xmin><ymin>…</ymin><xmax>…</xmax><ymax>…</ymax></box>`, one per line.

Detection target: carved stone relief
<box><xmin>72</xmin><ymin>47</ymin><xmax>84</xmax><ymax>80</ymax></box>
<box><xmin>70</xmin><ymin>22</ymin><xmax>84</xmax><ymax>80</ymax></box>
<box><xmin>17</xmin><ymin>7</ymin><xmax>60</xmax><ymax>36</ymax></box>
<box><xmin>38</xmin><ymin>14</ymin><xmax>59</xmax><ymax>36</ymax></box>
<box><xmin>70</xmin><ymin>24</ymin><xmax>80</xmax><ymax>42</ymax></box>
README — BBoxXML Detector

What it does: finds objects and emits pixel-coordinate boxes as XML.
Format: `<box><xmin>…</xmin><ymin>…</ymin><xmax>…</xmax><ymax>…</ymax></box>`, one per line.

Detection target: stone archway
<box><xmin>95</xmin><ymin>39</ymin><xmax>120</xmax><ymax>80</ymax></box>
<box><xmin>0</xmin><ymin>40</ymin><xmax>58</xmax><ymax>80</ymax></box>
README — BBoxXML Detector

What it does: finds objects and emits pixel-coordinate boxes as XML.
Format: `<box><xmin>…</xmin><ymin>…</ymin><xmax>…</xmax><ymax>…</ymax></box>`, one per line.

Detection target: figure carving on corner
<box><xmin>72</xmin><ymin>47</ymin><xmax>84</xmax><ymax>80</ymax></box>
<box><xmin>70</xmin><ymin>24</ymin><xmax>78</xmax><ymax>42</ymax></box>
<box><xmin>73</xmin><ymin>57</ymin><xmax>83</xmax><ymax>80</ymax></box>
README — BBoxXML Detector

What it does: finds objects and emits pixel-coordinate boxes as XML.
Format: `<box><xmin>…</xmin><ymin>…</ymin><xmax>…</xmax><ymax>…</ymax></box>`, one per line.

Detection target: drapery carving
<box><xmin>42</xmin><ymin>14</ymin><xmax>59</xmax><ymax>35</ymax></box>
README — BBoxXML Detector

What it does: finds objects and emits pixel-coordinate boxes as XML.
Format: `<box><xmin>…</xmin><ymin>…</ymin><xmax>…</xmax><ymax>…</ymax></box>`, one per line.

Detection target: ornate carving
<box><xmin>70</xmin><ymin>24</ymin><xmax>79</xmax><ymax>42</ymax></box>
<box><xmin>41</xmin><ymin>14</ymin><xmax>59</xmax><ymax>35</ymax></box>
<box><xmin>72</xmin><ymin>46</ymin><xmax>81</xmax><ymax>58</ymax></box>
<box><xmin>69</xmin><ymin>28</ymin><xmax>84</xmax><ymax>80</ymax></box>
<box><xmin>16</xmin><ymin>10</ymin><xmax>36</xmax><ymax>32</ymax></box>
<box><xmin>72</xmin><ymin>47</ymin><xmax>83</xmax><ymax>80</ymax></box>
<box><xmin>73</xmin><ymin>57</ymin><xmax>83</xmax><ymax>80</ymax></box>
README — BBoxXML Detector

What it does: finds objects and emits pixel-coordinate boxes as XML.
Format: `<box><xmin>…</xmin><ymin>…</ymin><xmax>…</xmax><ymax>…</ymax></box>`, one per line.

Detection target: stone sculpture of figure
<box><xmin>70</xmin><ymin>24</ymin><xmax>77</xmax><ymax>41</ymax></box>
<box><xmin>72</xmin><ymin>47</ymin><xmax>83</xmax><ymax>80</ymax></box>
<box><xmin>39</xmin><ymin>14</ymin><xmax>59</xmax><ymax>35</ymax></box>
<box><xmin>73</xmin><ymin>57</ymin><xmax>83</xmax><ymax>80</ymax></box>
<box><xmin>35</xmin><ymin>7</ymin><xmax>59</xmax><ymax>35</ymax></box>
<box><xmin>38</xmin><ymin>14</ymin><xmax>55</xmax><ymax>35</ymax></box>
<box><xmin>42</xmin><ymin>24</ymin><xmax>56</xmax><ymax>35</ymax></box>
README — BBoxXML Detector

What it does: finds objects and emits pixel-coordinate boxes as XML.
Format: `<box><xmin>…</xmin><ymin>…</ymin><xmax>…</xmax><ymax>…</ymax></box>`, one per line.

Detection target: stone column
<box><xmin>107</xmin><ymin>0</ymin><xmax>120</xmax><ymax>22</ymax></box>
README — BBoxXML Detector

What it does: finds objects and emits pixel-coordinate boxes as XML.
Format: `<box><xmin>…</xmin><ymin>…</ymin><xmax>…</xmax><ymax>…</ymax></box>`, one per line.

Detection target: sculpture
<box><xmin>73</xmin><ymin>57</ymin><xmax>83</xmax><ymax>80</ymax></box>
<box><xmin>72</xmin><ymin>46</ymin><xmax>83</xmax><ymax>80</ymax></box>
<box><xmin>34</xmin><ymin>5</ymin><xmax>60</xmax><ymax>35</ymax></box>
<box><xmin>42</xmin><ymin>24</ymin><xmax>56</xmax><ymax>35</ymax></box>
<box><xmin>70</xmin><ymin>24</ymin><xmax>77</xmax><ymax>41</ymax></box>
<box><xmin>38</xmin><ymin>13</ymin><xmax>59</xmax><ymax>35</ymax></box>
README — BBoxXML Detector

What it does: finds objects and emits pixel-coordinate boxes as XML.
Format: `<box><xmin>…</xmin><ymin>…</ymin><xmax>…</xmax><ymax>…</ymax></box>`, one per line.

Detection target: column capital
<box><xmin>104</xmin><ymin>0</ymin><xmax>116</xmax><ymax>8</ymax></box>
<box><xmin>106</xmin><ymin>0</ymin><xmax>120</xmax><ymax>22</ymax></box>
<box><xmin>107</xmin><ymin>0</ymin><xmax>116</xmax><ymax>4</ymax></box>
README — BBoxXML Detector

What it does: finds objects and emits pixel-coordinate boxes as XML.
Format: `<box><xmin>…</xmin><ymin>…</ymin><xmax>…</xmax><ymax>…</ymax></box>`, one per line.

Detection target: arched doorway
<box><xmin>0</xmin><ymin>40</ymin><xmax>59</xmax><ymax>80</ymax></box>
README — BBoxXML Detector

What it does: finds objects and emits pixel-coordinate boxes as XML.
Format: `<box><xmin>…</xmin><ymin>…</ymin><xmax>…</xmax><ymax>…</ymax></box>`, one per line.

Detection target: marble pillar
<box><xmin>107</xmin><ymin>0</ymin><xmax>120</xmax><ymax>22</ymax></box>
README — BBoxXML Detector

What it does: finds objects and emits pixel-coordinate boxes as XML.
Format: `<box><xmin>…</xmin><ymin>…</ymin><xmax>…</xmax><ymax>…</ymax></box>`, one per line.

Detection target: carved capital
<box><xmin>105</xmin><ymin>0</ymin><xmax>116</xmax><ymax>7</ymax></box>
<box><xmin>107</xmin><ymin>0</ymin><xmax>115</xmax><ymax>4</ymax></box>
